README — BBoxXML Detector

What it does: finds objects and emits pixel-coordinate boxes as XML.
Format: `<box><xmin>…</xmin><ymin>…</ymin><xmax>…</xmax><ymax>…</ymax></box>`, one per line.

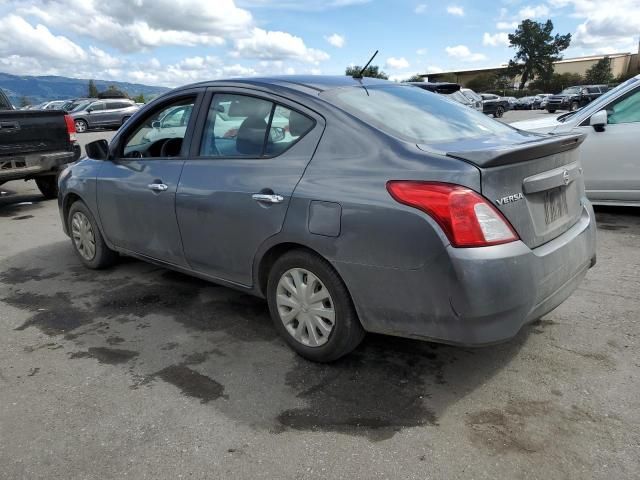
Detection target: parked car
<box><xmin>532</xmin><ymin>94</ymin><xmax>552</xmax><ymax>110</ymax></box>
<box><xmin>70</xmin><ymin>99</ymin><xmax>139</xmax><ymax>132</ymax></box>
<box><xmin>504</xmin><ymin>96</ymin><xmax>518</xmax><ymax>108</ymax></box>
<box><xmin>0</xmin><ymin>88</ymin><xmax>80</xmax><ymax>198</ymax></box>
<box><xmin>479</xmin><ymin>93</ymin><xmax>510</xmax><ymax>117</ymax></box>
<box><xmin>59</xmin><ymin>76</ymin><xmax>596</xmax><ymax>362</ymax></box>
<box><xmin>546</xmin><ymin>85</ymin><xmax>607</xmax><ymax>113</ymax></box>
<box><xmin>407</xmin><ymin>82</ymin><xmax>477</xmax><ymax>110</ymax></box>
<box><xmin>513</xmin><ymin>74</ymin><xmax>640</xmax><ymax>206</ymax></box>
<box><xmin>459</xmin><ymin>88</ymin><xmax>484</xmax><ymax>112</ymax></box>
<box><xmin>514</xmin><ymin>96</ymin><xmax>536</xmax><ymax>110</ymax></box>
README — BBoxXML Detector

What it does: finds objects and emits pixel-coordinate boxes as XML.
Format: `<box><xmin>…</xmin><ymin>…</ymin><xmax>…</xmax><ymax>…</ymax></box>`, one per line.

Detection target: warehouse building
<box><xmin>423</xmin><ymin>51</ymin><xmax>639</xmax><ymax>86</ymax></box>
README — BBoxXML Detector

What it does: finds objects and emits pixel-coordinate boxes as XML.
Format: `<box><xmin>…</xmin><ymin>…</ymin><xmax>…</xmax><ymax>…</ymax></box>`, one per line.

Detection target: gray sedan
<box><xmin>58</xmin><ymin>76</ymin><xmax>597</xmax><ymax>362</ymax></box>
<box><xmin>71</xmin><ymin>99</ymin><xmax>139</xmax><ymax>132</ymax></box>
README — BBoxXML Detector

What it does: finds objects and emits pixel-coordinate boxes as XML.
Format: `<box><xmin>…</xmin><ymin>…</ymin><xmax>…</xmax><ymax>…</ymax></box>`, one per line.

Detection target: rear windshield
<box><xmin>321</xmin><ymin>84</ymin><xmax>511</xmax><ymax>144</ymax></box>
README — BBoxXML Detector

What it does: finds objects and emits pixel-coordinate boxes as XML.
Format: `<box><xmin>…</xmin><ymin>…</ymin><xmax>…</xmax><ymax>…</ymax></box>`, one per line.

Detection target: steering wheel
<box><xmin>160</xmin><ymin>137</ymin><xmax>183</xmax><ymax>157</ymax></box>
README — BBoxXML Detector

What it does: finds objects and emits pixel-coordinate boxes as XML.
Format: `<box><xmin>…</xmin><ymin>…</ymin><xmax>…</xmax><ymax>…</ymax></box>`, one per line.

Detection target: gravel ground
<box><xmin>0</xmin><ymin>112</ymin><xmax>638</xmax><ymax>480</ymax></box>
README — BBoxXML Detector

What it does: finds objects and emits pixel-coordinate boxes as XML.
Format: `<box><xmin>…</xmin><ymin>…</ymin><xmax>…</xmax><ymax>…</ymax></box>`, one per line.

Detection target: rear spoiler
<box><xmin>445</xmin><ymin>133</ymin><xmax>586</xmax><ymax>168</ymax></box>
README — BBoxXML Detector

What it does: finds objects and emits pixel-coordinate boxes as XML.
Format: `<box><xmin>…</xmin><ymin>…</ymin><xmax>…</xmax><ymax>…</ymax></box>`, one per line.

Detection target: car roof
<box><xmin>181</xmin><ymin>75</ymin><xmax>394</xmax><ymax>94</ymax></box>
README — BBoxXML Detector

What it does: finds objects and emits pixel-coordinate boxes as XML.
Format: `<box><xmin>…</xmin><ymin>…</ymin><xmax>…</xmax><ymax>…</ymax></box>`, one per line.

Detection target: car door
<box><xmin>576</xmin><ymin>85</ymin><xmax>640</xmax><ymax>202</ymax></box>
<box><xmin>96</xmin><ymin>91</ymin><xmax>204</xmax><ymax>265</ymax></box>
<box><xmin>176</xmin><ymin>89</ymin><xmax>324</xmax><ymax>286</ymax></box>
<box><xmin>87</xmin><ymin>101</ymin><xmax>107</xmax><ymax>127</ymax></box>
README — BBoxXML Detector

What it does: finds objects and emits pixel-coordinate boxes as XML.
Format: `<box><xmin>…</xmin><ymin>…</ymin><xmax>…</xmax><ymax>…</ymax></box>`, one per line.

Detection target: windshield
<box><xmin>561</xmin><ymin>87</ymin><xmax>581</xmax><ymax>95</ymax></box>
<box><xmin>322</xmin><ymin>84</ymin><xmax>512</xmax><ymax>144</ymax></box>
<box><xmin>461</xmin><ymin>89</ymin><xmax>481</xmax><ymax>102</ymax></box>
<box><xmin>449</xmin><ymin>90</ymin><xmax>471</xmax><ymax>105</ymax></box>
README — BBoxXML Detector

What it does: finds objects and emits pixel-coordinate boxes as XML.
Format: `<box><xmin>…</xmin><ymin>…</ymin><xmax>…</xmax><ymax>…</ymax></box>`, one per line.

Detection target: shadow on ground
<box><xmin>1</xmin><ymin>241</ymin><xmax>532</xmax><ymax>442</ymax></box>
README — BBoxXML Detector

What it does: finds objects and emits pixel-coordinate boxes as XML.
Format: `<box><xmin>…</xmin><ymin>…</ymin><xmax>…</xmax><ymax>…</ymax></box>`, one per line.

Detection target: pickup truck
<box><xmin>0</xmin><ymin>88</ymin><xmax>80</xmax><ymax>198</ymax></box>
<box><xmin>479</xmin><ymin>93</ymin><xmax>510</xmax><ymax>118</ymax></box>
<box><xmin>546</xmin><ymin>85</ymin><xmax>607</xmax><ymax>113</ymax></box>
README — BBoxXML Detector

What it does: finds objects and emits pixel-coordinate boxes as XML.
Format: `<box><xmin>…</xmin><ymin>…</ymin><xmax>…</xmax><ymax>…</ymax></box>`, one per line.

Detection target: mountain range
<box><xmin>0</xmin><ymin>72</ymin><xmax>170</xmax><ymax>105</ymax></box>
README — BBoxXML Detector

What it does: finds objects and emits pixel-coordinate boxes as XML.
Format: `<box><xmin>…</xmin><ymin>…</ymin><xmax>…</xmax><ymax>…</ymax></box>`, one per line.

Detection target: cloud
<box><xmin>518</xmin><ymin>4</ymin><xmax>550</xmax><ymax>19</ymax></box>
<box><xmin>483</xmin><ymin>32</ymin><xmax>510</xmax><ymax>47</ymax></box>
<box><xmin>239</xmin><ymin>0</ymin><xmax>371</xmax><ymax>10</ymax></box>
<box><xmin>549</xmin><ymin>0</ymin><xmax>640</xmax><ymax>53</ymax></box>
<box><xmin>416</xmin><ymin>48</ymin><xmax>428</xmax><ymax>55</ymax></box>
<box><xmin>425</xmin><ymin>65</ymin><xmax>444</xmax><ymax>73</ymax></box>
<box><xmin>325</xmin><ymin>33</ymin><xmax>345</xmax><ymax>48</ymax></box>
<box><xmin>233</xmin><ymin>28</ymin><xmax>329</xmax><ymax>64</ymax></box>
<box><xmin>447</xmin><ymin>5</ymin><xmax>464</xmax><ymax>16</ymax></box>
<box><xmin>415</xmin><ymin>4</ymin><xmax>427</xmax><ymax>14</ymax></box>
<box><xmin>385</xmin><ymin>57</ymin><xmax>410</xmax><ymax>69</ymax></box>
<box><xmin>445</xmin><ymin>45</ymin><xmax>487</xmax><ymax>61</ymax></box>
<box><xmin>496</xmin><ymin>21</ymin><xmax>519</xmax><ymax>29</ymax></box>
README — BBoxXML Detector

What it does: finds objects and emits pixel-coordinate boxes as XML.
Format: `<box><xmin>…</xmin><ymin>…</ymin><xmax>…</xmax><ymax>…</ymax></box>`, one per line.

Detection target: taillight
<box><xmin>386</xmin><ymin>181</ymin><xmax>519</xmax><ymax>248</ymax></box>
<box><xmin>64</xmin><ymin>114</ymin><xmax>77</xmax><ymax>143</ymax></box>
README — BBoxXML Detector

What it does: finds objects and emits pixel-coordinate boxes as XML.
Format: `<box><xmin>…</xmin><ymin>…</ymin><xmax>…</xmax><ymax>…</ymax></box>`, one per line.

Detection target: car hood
<box><xmin>510</xmin><ymin>115</ymin><xmax>562</xmax><ymax>133</ymax></box>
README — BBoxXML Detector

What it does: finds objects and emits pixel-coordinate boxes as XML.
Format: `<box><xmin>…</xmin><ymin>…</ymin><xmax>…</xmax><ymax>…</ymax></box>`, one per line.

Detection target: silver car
<box><xmin>512</xmin><ymin>74</ymin><xmax>640</xmax><ymax>206</ymax></box>
<box><xmin>59</xmin><ymin>76</ymin><xmax>596</xmax><ymax>362</ymax></box>
<box><xmin>71</xmin><ymin>99</ymin><xmax>139</xmax><ymax>133</ymax></box>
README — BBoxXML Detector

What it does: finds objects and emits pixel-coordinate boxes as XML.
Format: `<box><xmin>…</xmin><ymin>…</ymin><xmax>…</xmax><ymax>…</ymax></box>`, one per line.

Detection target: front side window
<box><xmin>199</xmin><ymin>94</ymin><xmax>314</xmax><ymax>157</ymax></box>
<box><xmin>607</xmin><ymin>88</ymin><xmax>640</xmax><ymax>125</ymax></box>
<box><xmin>89</xmin><ymin>102</ymin><xmax>105</xmax><ymax>111</ymax></box>
<box><xmin>322</xmin><ymin>84</ymin><xmax>512</xmax><ymax>144</ymax></box>
<box><xmin>122</xmin><ymin>97</ymin><xmax>196</xmax><ymax>158</ymax></box>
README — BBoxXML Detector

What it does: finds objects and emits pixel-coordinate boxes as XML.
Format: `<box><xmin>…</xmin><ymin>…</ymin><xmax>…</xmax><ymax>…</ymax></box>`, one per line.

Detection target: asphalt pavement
<box><xmin>0</xmin><ymin>114</ymin><xmax>638</xmax><ymax>479</ymax></box>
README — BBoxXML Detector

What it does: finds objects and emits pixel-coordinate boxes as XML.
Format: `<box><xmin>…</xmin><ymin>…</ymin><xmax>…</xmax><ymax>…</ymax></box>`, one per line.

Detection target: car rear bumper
<box><xmin>336</xmin><ymin>202</ymin><xmax>596</xmax><ymax>346</ymax></box>
<box><xmin>0</xmin><ymin>150</ymin><xmax>75</xmax><ymax>182</ymax></box>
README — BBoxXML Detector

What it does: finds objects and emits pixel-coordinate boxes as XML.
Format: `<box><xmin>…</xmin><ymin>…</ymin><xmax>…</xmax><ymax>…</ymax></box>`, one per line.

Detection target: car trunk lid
<box><xmin>419</xmin><ymin>132</ymin><xmax>586</xmax><ymax>249</ymax></box>
<box><xmin>0</xmin><ymin>110</ymin><xmax>70</xmax><ymax>158</ymax></box>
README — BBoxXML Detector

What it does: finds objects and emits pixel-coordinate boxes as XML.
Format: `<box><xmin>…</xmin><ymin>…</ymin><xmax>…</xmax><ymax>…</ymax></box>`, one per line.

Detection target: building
<box><xmin>423</xmin><ymin>50</ymin><xmax>640</xmax><ymax>87</ymax></box>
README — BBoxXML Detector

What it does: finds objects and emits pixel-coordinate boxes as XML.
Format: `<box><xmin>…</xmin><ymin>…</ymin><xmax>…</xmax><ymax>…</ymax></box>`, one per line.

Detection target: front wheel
<box><xmin>547</xmin><ymin>109</ymin><xmax>556</xmax><ymax>113</ymax></box>
<box><xmin>570</xmin><ymin>101</ymin><xmax>579</xmax><ymax>111</ymax></box>
<box><xmin>35</xmin><ymin>175</ymin><xmax>58</xmax><ymax>199</ymax></box>
<box><xmin>267</xmin><ymin>250</ymin><xmax>365</xmax><ymax>362</ymax></box>
<box><xmin>494</xmin><ymin>106</ymin><xmax>504</xmax><ymax>118</ymax></box>
<box><xmin>75</xmin><ymin>119</ymin><xmax>88</xmax><ymax>133</ymax></box>
<box><xmin>68</xmin><ymin>201</ymin><xmax>118</xmax><ymax>269</ymax></box>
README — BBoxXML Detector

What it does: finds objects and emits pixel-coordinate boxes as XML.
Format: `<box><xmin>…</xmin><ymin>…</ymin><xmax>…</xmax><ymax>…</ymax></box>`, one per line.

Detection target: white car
<box><xmin>512</xmin><ymin>74</ymin><xmax>640</xmax><ymax>206</ymax></box>
<box><xmin>459</xmin><ymin>88</ymin><xmax>484</xmax><ymax>112</ymax></box>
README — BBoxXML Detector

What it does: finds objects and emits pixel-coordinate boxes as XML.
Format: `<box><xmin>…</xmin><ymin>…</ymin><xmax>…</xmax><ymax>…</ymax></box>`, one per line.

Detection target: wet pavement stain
<box><xmin>276</xmin><ymin>336</ymin><xmax>443</xmax><ymax>441</ymax></box>
<box><xmin>0</xmin><ymin>267</ymin><xmax>59</xmax><ymax>285</ymax></box>
<box><xmin>69</xmin><ymin>347</ymin><xmax>139</xmax><ymax>365</ymax></box>
<box><xmin>106</xmin><ymin>336</ymin><xmax>125</xmax><ymax>345</ymax></box>
<box><xmin>153</xmin><ymin>365</ymin><xmax>226</xmax><ymax>403</ymax></box>
<box><xmin>598</xmin><ymin>224</ymin><xmax>628</xmax><ymax>231</ymax></box>
<box><xmin>5</xmin><ymin>292</ymin><xmax>92</xmax><ymax>336</ymax></box>
<box><xmin>12</xmin><ymin>215</ymin><xmax>34</xmax><ymax>221</ymax></box>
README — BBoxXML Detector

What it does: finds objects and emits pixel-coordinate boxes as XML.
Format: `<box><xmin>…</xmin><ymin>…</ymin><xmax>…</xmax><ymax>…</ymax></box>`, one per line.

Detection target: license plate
<box><xmin>543</xmin><ymin>187</ymin><xmax>568</xmax><ymax>225</ymax></box>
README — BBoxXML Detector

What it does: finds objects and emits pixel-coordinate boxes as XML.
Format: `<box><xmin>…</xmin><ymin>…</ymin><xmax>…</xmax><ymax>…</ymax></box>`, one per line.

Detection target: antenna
<box><xmin>353</xmin><ymin>50</ymin><xmax>379</xmax><ymax>79</ymax></box>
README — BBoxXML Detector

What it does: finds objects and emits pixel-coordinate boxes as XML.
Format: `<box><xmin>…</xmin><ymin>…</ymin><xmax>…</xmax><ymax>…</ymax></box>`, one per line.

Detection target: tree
<box><xmin>97</xmin><ymin>85</ymin><xmax>129</xmax><ymax>99</ymax></box>
<box><xmin>585</xmin><ymin>57</ymin><xmax>613</xmax><ymax>84</ymax></box>
<box><xmin>507</xmin><ymin>19</ymin><xmax>571</xmax><ymax>90</ymax></box>
<box><xmin>88</xmin><ymin>79</ymin><xmax>99</xmax><ymax>98</ymax></box>
<box><xmin>134</xmin><ymin>93</ymin><xmax>145</xmax><ymax>103</ymax></box>
<box><xmin>345</xmin><ymin>65</ymin><xmax>388</xmax><ymax>79</ymax></box>
<box><xmin>19</xmin><ymin>96</ymin><xmax>31</xmax><ymax>107</ymax></box>
<box><xmin>438</xmin><ymin>73</ymin><xmax>458</xmax><ymax>83</ymax></box>
<box><xmin>402</xmin><ymin>74</ymin><xmax>424</xmax><ymax>82</ymax></box>
<box><xmin>466</xmin><ymin>73</ymin><xmax>496</xmax><ymax>92</ymax></box>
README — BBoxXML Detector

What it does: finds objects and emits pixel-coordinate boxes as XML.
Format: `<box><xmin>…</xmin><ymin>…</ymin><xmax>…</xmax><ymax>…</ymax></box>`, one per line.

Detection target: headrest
<box><xmin>236</xmin><ymin>116</ymin><xmax>267</xmax><ymax>155</ymax></box>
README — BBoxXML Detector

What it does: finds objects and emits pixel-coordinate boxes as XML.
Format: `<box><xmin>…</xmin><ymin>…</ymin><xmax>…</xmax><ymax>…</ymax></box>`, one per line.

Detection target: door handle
<box><xmin>252</xmin><ymin>193</ymin><xmax>284</xmax><ymax>204</ymax></box>
<box><xmin>148</xmin><ymin>183</ymin><xmax>168</xmax><ymax>192</ymax></box>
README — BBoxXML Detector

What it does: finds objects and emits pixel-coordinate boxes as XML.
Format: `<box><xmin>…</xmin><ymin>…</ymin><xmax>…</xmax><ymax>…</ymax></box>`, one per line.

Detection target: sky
<box><xmin>0</xmin><ymin>0</ymin><xmax>638</xmax><ymax>87</ymax></box>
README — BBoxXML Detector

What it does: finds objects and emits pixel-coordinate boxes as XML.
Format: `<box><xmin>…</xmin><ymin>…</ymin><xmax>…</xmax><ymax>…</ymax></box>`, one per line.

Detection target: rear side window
<box><xmin>199</xmin><ymin>94</ymin><xmax>314</xmax><ymax>158</ymax></box>
<box><xmin>90</xmin><ymin>102</ymin><xmax>105</xmax><ymax>111</ymax></box>
<box><xmin>322</xmin><ymin>85</ymin><xmax>512</xmax><ymax>144</ymax></box>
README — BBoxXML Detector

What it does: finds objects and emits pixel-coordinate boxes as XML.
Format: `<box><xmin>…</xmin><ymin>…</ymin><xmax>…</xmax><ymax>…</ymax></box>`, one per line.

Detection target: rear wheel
<box><xmin>35</xmin><ymin>175</ymin><xmax>58</xmax><ymax>199</ymax></box>
<box><xmin>67</xmin><ymin>201</ymin><xmax>118</xmax><ymax>269</ymax></box>
<box><xmin>494</xmin><ymin>106</ymin><xmax>504</xmax><ymax>118</ymax></box>
<box><xmin>121</xmin><ymin>116</ymin><xmax>131</xmax><ymax>126</ymax></box>
<box><xmin>547</xmin><ymin>109</ymin><xmax>556</xmax><ymax>113</ymax></box>
<box><xmin>75</xmin><ymin>119</ymin><xmax>88</xmax><ymax>133</ymax></box>
<box><xmin>267</xmin><ymin>250</ymin><xmax>365</xmax><ymax>362</ymax></box>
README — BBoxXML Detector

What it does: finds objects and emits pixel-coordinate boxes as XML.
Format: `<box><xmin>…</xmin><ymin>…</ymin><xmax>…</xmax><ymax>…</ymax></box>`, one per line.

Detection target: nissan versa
<box><xmin>58</xmin><ymin>76</ymin><xmax>597</xmax><ymax>362</ymax></box>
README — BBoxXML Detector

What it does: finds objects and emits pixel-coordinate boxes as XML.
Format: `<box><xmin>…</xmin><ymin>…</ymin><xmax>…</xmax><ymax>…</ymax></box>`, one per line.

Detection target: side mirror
<box><xmin>151</xmin><ymin>120</ymin><xmax>161</xmax><ymax>129</ymax></box>
<box><xmin>85</xmin><ymin>139</ymin><xmax>109</xmax><ymax>160</ymax></box>
<box><xmin>270</xmin><ymin>126</ymin><xmax>286</xmax><ymax>142</ymax></box>
<box><xmin>589</xmin><ymin>110</ymin><xmax>607</xmax><ymax>132</ymax></box>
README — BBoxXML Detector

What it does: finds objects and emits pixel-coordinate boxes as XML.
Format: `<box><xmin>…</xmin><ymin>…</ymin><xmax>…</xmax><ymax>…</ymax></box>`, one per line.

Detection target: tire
<box><xmin>547</xmin><ymin>109</ymin><xmax>556</xmax><ymax>113</ymax></box>
<box><xmin>75</xmin><ymin>119</ymin><xmax>88</xmax><ymax>133</ymax></box>
<box><xmin>121</xmin><ymin>116</ymin><xmax>131</xmax><ymax>127</ymax></box>
<box><xmin>570</xmin><ymin>101</ymin><xmax>579</xmax><ymax>111</ymax></box>
<box><xmin>67</xmin><ymin>201</ymin><xmax>118</xmax><ymax>269</ymax></box>
<box><xmin>494</xmin><ymin>106</ymin><xmax>504</xmax><ymax>118</ymax></box>
<box><xmin>35</xmin><ymin>175</ymin><xmax>58</xmax><ymax>199</ymax></box>
<box><xmin>267</xmin><ymin>250</ymin><xmax>365</xmax><ymax>362</ymax></box>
